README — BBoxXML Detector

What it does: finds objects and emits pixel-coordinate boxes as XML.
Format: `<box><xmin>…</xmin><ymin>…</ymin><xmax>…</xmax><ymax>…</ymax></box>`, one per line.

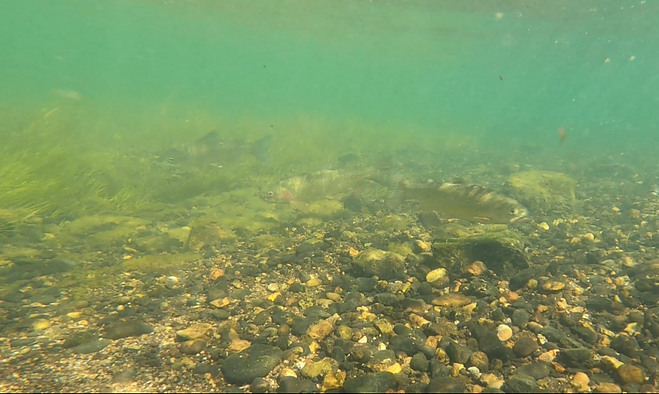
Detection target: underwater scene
<box><xmin>1</xmin><ymin>1</ymin><xmax>658</xmax><ymax>392</ymax></box>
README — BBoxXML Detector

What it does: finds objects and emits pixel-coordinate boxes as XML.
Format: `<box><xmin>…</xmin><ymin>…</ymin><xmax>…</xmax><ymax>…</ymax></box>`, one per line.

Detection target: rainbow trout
<box><xmin>400</xmin><ymin>181</ymin><xmax>528</xmax><ymax>224</ymax></box>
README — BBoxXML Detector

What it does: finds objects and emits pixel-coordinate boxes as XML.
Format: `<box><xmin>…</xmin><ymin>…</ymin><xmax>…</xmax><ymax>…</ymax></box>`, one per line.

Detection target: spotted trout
<box><xmin>399</xmin><ymin>181</ymin><xmax>528</xmax><ymax>224</ymax></box>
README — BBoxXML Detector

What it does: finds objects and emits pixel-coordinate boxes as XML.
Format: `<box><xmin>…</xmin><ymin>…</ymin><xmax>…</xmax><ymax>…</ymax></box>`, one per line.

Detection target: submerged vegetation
<box><xmin>2</xmin><ymin>99</ymin><xmax>658</xmax><ymax>393</ymax></box>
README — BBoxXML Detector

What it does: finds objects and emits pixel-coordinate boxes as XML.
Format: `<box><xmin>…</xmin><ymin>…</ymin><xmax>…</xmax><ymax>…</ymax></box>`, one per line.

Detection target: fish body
<box><xmin>400</xmin><ymin>181</ymin><xmax>528</xmax><ymax>224</ymax></box>
<box><xmin>264</xmin><ymin>169</ymin><xmax>377</xmax><ymax>211</ymax></box>
<box><xmin>157</xmin><ymin>130</ymin><xmax>271</xmax><ymax>170</ymax></box>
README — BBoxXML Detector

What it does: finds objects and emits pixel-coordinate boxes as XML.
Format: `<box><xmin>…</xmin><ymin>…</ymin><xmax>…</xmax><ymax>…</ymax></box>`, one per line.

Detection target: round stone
<box><xmin>496</xmin><ymin>324</ymin><xmax>513</xmax><ymax>341</ymax></box>
<box><xmin>426</xmin><ymin>268</ymin><xmax>448</xmax><ymax>283</ymax></box>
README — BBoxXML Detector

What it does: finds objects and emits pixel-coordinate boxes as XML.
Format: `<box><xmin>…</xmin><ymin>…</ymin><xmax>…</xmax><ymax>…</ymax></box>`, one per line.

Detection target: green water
<box><xmin>4</xmin><ymin>1</ymin><xmax>657</xmax><ymax>141</ymax></box>
<box><xmin>1</xmin><ymin>0</ymin><xmax>656</xmax><ymax>241</ymax></box>
<box><xmin>1</xmin><ymin>0</ymin><xmax>657</xmax><ymax>229</ymax></box>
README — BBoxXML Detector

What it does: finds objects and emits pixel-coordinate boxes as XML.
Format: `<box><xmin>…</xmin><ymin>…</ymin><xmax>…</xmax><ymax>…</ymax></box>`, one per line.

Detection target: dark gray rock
<box><xmin>221</xmin><ymin>344</ymin><xmax>282</xmax><ymax>385</ymax></box>
<box><xmin>389</xmin><ymin>336</ymin><xmax>424</xmax><ymax>356</ymax></box>
<box><xmin>426</xmin><ymin>376</ymin><xmax>465</xmax><ymax>393</ymax></box>
<box><xmin>513</xmin><ymin>334</ymin><xmax>538</xmax><ymax>357</ymax></box>
<box><xmin>350</xmin><ymin>343</ymin><xmax>373</xmax><ymax>363</ymax></box>
<box><xmin>586</xmin><ymin>296</ymin><xmax>612</xmax><ymax>312</ymax></box>
<box><xmin>103</xmin><ymin>319</ymin><xmax>153</xmax><ymax>339</ymax></box>
<box><xmin>446</xmin><ymin>340</ymin><xmax>472</xmax><ymax>364</ymax></box>
<box><xmin>72</xmin><ymin>339</ymin><xmax>111</xmax><ymax>354</ymax></box>
<box><xmin>192</xmin><ymin>363</ymin><xmax>219</xmax><ymax>376</ymax></box>
<box><xmin>250</xmin><ymin>377</ymin><xmax>270</xmax><ymax>393</ymax></box>
<box><xmin>351</xmin><ymin>249</ymin><xmax>406</xmax><ymax>280</ymax></box>
<box><xmin>410</xmin><ymin>352</ymin><xmax>429</xmax><ymax>372</ymax></box>
<box><xmin>611</xmin><ymin>334</ymin><xmax>640</xmax><ymax>358</ymax></box>
<box><xmin>571</xmin><ymin>325</ymin><xmax>598</xmax><ymax>345</ymax></box>
<box><xmin>277</xmin><ymin>377</ymin><xmax>316</xmax><ymax>393</ymax></box>
<box><xmin>180</xmin><ymin>339</ymin><xmax>206</xmax><ymax>354</ymax></box>
<box><xmin>509</xmin><ymin>268</ymin><xmax>539</xmax><ymax>291</ymax></box>
<box><xmin>511</xmin><ymin>309</ymin><xmax>530</xmax><ymax>327</ymax></box>
<box><xmin>473</xmin><ymin>326</ymin><xmax>510</xmax><ymax>362</ymax></box>
<box><xmin>558</xmin><ymin>347</ymin><xmax>593</xmax><ymax>368</ymax></box>
<box><xmin>501</xmin><ymin>373</ymin><xmax>540</xmax><ymax>393</ymax></box>
<box><xmin>343</xmin><ymin>372</ymin><xmax>398</xmax><ymax>393</ymax></box>
<box><xmin>517</xmin><ymin>362</ymin><xmax>552</xmax><ymax>379</ymax></box>
<box><xmin>374</xmin><ymin>292</ymin><xmax>400</xmax><ymax>306</ymax></box>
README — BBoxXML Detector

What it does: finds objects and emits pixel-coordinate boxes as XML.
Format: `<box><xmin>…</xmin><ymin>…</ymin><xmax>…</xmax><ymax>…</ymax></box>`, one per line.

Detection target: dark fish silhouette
<box><xmin>157</xmin><ymin>130</ymin><xmax>271</xmax><ymax>170</ymax></box>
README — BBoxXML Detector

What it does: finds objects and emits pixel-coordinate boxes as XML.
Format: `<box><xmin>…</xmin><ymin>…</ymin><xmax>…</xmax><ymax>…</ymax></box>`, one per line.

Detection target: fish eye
<box><xmin>266</xmin><ymin>191</ymin><xmax>274</xmax><ymax>197</ymax></box>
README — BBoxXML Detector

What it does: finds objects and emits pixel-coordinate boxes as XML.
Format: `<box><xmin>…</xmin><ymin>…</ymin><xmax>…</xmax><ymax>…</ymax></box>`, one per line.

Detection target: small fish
<box><xmin>399</xmin><ymin>181</ymin><xmax>528</xmax><ymax>224</ymax></box>
<box><xmin>157</xmin><ymin>130</ymin><xmax>271</xmax><ymax>170</ymax></box>
<box><xmin>558</xmin><ymin>127</ymin><xmax>567</xmax><ymax>145</ymax></box>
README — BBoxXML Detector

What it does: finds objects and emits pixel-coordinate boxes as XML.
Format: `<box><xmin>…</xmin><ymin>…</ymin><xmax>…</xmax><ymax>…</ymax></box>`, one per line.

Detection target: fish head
<box><xmin>261</xmin><ymin>187</ymin><xmax>295</xmax><ymax>203</ymax></box>
<box><xmin>508</xmin><ymin>205</ymin><xmax>529</xmax><ymax>223</ymax></box>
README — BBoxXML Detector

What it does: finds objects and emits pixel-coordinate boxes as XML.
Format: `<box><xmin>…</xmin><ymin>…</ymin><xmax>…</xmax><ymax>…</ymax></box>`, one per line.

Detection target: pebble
<box><xmin>305</xmin><ymin>277</ymin><xmax>322</xmax><ymax>287</ymax></box>
<box><xmin>227</xmin><ymin>338</ymin><xmax>251</xmax><ymax>354</ymax></box>
<box><xmin>66</xmin><ymin>311</ymin><xmax>83</xmax><ymax>319</ymax></box>
<box><xmin>617</xmin><ymin>363</ymin><xmax>646</xmax><ymax>385</ymax></box>
<box><xmin>180</xmin><ymin>339</ymin><xmax>206</xmax><ymax>355</ymax></box>
<box><xmin>426</xmin><ymin>268</ymin><xmax>448</xmax><ymax>284</ymax></box>
<box><xmin>511</xmin><ymin>308</ymin><xmax>530</xmax><ymax>327</ymax></box>
<box><xmin>414</xmin><ymin>239</ymin><xmax>432</xmax><ymax>253</ymax></box>
<box><xmin>466</xmin><ymin>260</ymin><xmax>487</xmax><ymax>276</ymax></box>
<box><xmin>467</xmin><ymin>366</ymin><xmax>481</xmax><ymax>378</ymax></box>
<box><xmin>446</xmin><ymin>340</ymin><xmax>472</xmax><ymax>364</ymax></box>
<box><xmin>410</xmin><ymin>353</ymin><xmax>429</xmax><ymax>372</ymax></box>
<box><xmin>541</xmin><ymin>280</ymin><xmax>566</xmax><ymax>292</ymax></box>
<box><xmin>496</xmin><ymin>324</ymin><xmax>513</xmax><ymax>342</ymax></box>
<box><xmin>103</xmin><ymin>319</ymin><xmax>153</xmax><ymax>339</ymax></box>
<box><xmin>474</xmin><ymin>326</ymin><xmax>510</xmax><ymax>361</ymax></box>
<box><xmin>501</xmin><ymin>373</ymin><xmax>539</xmax><ymax>392</ymax></box>
<box><xmin>250</xmin><ymin>377</ymin><xmax>270</xmax><ymax>393</ymax></box>
<box><xmin>209</xmin><ymin>297</ymin><xmax>230</xmax><ymax>308</ymax></box>
<box><xmin>571</xmin><ymin>371</ymin><xmax>590</xmax><ymax>391</ymax></box>
<box><xmin>467</xmin><ymin>351</ymin><xmax>489</xmax><ymax>371</ymax></box>
<box><xmin>610</xmin><ymin>334</ymin><xmax>640</xmax><ymax>358</ymax></box>
<box><xmin>351</xmin><ymin>248</ymin><xmax>406</xmax><ymax>280</ymax></box>
<box><xmin>343</xmin><ymin>372</ymin><xmax>398</xmax><ymax>393</ymax></box>
<box><xmin>278</xmin><ymin>377</ymin><xmax>317</xmax><ymax>393</ymax></box>
<box><xmin>279</xmin><ymin>368</ymin><xmax>297</xmax><ymax>379</ymax></box>
<box><xmin>480</xmin><ymin>372</ymin><xmax>504</xmax><ymax>389</ymax></box>
<box><xmin>594</xmin><ymin>382</ymin><xmax>622</xmax><ymax>393</ymax></box>
<box><xmin>301</xmin><ymin>357</ymin><xmax>338</xmax><ymax>379</ymax></box>
<box><xmin>513</xmin><ymin>333</ymin><xmax>538</xmax><ymax>357</ymax></box>
<box><xmin>208</xmin><ymin>268</ymin><xmax>224</xmax><ymax>280</ymax></box>
<box><xmin>321</xmin><ymin>369</ymin><xmax>346</xmax><ymax>391</ymax></box>
<box><xmin>32</xmin><ymin>319</ymin><xmax>51</xmax><ymax>331</ymax></box>
<box><xmin>408</xmin><ymin>313</ymin><xmax>430</xmax><ymax>328</ymax></box>
<box><xmin>427</xmin><ymin>377</ymin><xmax>465</xmax><ymax>393</ymax></box>
<box><xmin>176</xmin><ymin>323</ymin><xmax>212</xmax><ymax>341</ymax></box>
<box><xmin>336</xmin><ymin>325</ymin><xmax>353</xmax><ymax>340</ymax></box>
<box><xmin>72</xmin><ymin>339</ymin><xmax>111</xmax><ymax>354</ymax></box>
<box><xmin>517</xmin><ymin>362</ymin><xmax>552</xmax><ymax>379</ymax></box>
<box><xmin>373</xmin><ymin>318</ymin><xmax>394</xmax><ymax>335</ymax></box>
<box><xmin>307</xmin><ymin>319</ymin><xmax>334</xmax><ymax>341</ymax></box>
<box><xmin>558</xmin><ymin>347</ymin><xmax>592</xmax><ymax>368</ymax></box>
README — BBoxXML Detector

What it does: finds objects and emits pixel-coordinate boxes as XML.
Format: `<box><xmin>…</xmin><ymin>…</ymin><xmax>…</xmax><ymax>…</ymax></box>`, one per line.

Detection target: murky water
<box><xmin>1</xmin><ymin>1</ymin><xmax>658</xmax><ymax>392</ymax></box>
